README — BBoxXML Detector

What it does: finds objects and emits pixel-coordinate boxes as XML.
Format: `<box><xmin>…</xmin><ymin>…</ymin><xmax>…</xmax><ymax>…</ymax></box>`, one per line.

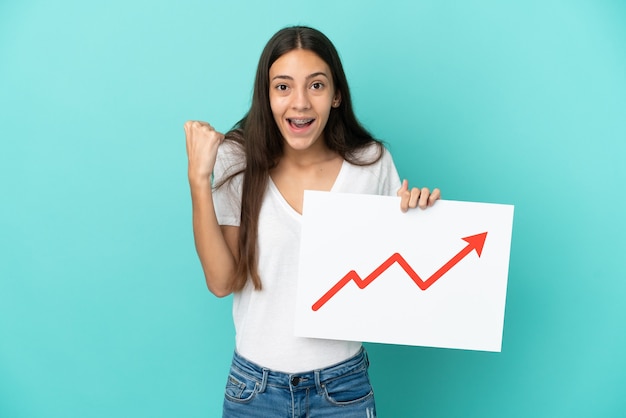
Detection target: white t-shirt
<box><xmin>213</xmin><ymin>140</ymin><xmax>401</xmax><ymax>373</ymax></box>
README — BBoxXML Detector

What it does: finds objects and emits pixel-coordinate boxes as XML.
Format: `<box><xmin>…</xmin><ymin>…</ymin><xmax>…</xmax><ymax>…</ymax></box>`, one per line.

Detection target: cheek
<box><xmin>318</xmin><ymin>102</ymin><xmax>333</xmax><ymax>121</ymax></box>
<box><xmin>269</xmin><ymin>96</ymin><xmax>287</xmax><ymax>116</ymax></box>
<box><xmin>268</xmin><ymin>101</ymin><xmax>280</xmax><ymax>118</ymax></box>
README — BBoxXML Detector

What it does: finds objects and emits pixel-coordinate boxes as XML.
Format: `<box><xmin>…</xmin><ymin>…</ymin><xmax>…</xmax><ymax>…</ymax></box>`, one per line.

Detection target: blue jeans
<box><xmin>222</xmin><ymin>347</ymin><xmax>377</xmax><ymax>417</ymax></box>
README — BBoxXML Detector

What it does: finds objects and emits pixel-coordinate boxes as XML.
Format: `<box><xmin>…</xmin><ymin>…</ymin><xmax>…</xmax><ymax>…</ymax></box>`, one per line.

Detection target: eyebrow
<box><xmin>271</xmin><ymin>71</ymin><xmax>329</xmax><ymax>81</ymax></box>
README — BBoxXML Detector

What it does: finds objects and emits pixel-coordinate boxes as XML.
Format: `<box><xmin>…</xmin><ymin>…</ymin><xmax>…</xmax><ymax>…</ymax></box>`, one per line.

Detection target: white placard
<box><xmin>294</xmin><ymin>191</ymin><xmax>514</xmax><ymax>352</ymax></box>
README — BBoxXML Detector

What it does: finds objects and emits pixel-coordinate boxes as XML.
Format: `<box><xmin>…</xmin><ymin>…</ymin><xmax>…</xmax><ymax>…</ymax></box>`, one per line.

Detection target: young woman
<box><xmin>185</xmin><ymin>26</ymin><xmax>440</xmax><ymax>417</ymax></box>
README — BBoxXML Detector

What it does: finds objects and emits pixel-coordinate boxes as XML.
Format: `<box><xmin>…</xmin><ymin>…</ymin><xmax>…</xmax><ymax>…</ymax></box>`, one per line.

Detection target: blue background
<box><xmin>1</xmin><ymin>1</ymin><xmax>625</xmax><ymax>416</ymax></box>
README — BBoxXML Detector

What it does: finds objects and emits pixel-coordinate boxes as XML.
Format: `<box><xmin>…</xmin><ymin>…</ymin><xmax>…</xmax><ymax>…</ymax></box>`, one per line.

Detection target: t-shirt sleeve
<box><xmin>212</xmin><ymin>141</ymin><xmax>244</xmax><ymax>227</ymax></box>
<box><xmin>379</xmin><ymin>147</ymin><xmax>402</xmax><ymax>196</ymax></box>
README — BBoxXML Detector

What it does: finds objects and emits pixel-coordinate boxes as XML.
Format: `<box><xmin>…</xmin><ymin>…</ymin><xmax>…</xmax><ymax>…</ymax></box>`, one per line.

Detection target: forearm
<box><xmin>190</xmin><ymin>179</ymin><xmax>238</xmax><ymax>297</ymax></box>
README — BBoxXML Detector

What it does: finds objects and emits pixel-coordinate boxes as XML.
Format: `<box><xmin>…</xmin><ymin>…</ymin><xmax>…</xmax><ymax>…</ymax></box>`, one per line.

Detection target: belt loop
<box><xmin>363</xmin><ymin>347</ymin><xmax>370</xmax><ymax>368</ymax></box>
<box><xmin>314</xmin><ymin>370</ymin><xmax>323</xmax><ymax>395</ymax></box>
<box><xmin>258</xmin><ymin>368</ymin><xmax>269</xmax><ymax>393</ymax></box>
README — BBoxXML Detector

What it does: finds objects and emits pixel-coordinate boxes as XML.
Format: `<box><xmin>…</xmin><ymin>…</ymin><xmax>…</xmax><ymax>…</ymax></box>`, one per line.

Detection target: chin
<box><xmin>284</xmin><ymin>138</ymin><xmax>317</xmax><ymax>151</ymax></box>
<box><xmin>280</xmin><ymin>131</ymin><xmax>323</xmax><ymax>152</ymax></box>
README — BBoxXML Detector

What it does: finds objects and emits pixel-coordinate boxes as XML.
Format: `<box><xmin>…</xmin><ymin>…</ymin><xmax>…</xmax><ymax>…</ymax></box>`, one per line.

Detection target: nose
<box><xmin>291</xmin><ymin>87</ymin><xmax>311</xmax><ymax>111</ymax></box>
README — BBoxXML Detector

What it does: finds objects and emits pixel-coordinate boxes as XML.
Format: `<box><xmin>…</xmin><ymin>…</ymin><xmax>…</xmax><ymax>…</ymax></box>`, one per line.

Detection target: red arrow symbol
<box><xmin>311</xmin><ymin>232</ymin><xmax>488</xmax><ymax>311</ymax></box>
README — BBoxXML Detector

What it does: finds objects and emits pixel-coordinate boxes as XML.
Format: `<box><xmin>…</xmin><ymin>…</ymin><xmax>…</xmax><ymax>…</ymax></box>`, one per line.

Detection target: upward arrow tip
<box><xmin>462</xmin><ymin>232</ymin><xmax>488</xmax><ymax>257</ymax></box>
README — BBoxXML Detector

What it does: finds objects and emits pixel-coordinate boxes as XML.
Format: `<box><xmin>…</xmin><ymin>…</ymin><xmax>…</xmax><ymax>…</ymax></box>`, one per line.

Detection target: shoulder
<box><xmin>215</xmin><ymin>140</ymin><xmax>245</xmax><ymax>174</ymax></box>
<box><xmin>339</xmin><ymin>141</ymin><xmax>400</xmax><ymax>195</ymax></box>
<box><xmin>349</xmin><ymin>141</ymin><xmax>394</xmax><ymax>167</ymax></box>
<box><xmin>213</xmin><ymin>139</ymin><xmax>245</xmax><ymax>188</ymax></box>
<box><xmin>218</xmin><ymin>138</ymin><xmax>245</xmax><ymax>160</ymax></box>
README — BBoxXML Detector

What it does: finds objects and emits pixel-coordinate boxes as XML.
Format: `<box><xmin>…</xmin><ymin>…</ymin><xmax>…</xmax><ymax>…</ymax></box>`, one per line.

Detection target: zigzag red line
<box><xmin>311</xmin><ymin>238</ymin><xmax>480</xmax><ymax>312</ymax></box>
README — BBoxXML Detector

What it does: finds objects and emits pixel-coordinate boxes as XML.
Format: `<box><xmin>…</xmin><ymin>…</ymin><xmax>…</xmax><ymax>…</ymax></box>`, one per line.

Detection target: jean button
<box><xmin>291</xmin><ymin>376</ymin><xmax>300</xmax><ymax>386</ymax></box>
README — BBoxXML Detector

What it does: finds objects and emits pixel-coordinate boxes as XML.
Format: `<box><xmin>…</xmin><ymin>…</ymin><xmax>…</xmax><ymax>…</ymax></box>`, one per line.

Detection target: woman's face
<box><xmin>268</xmin><ymin>49</ymin><xmax>341</xmax><ymax>153</ymax></box>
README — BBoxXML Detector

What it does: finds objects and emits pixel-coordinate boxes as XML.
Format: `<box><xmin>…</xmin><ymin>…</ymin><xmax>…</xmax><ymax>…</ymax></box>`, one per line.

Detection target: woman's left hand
<box><xmin>397</xmin><ymin>179</ymin><xmax>441</xmax><ymax>212</ymax></box>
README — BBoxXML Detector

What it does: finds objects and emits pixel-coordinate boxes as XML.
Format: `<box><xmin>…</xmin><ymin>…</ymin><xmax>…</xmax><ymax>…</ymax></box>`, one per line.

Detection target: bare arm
<box><xmin>185</xmin><ymin>121</ymin><xmax>239</xmax><ymax>297</ymax></box>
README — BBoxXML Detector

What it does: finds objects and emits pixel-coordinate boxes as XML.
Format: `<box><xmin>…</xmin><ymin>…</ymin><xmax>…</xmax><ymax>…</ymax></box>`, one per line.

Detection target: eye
<box><xmin>275</xmin><ymin>84</ymin><xmax>289</xmax><ymax>92</ymax></box>
<box><xmin>311</xmin><ymin>82</ymin><xmax>325</xmax><ymax>90</ymax></box>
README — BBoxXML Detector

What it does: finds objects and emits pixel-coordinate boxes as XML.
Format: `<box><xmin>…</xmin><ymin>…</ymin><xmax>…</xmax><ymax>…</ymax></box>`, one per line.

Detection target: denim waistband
<box><xmin>230</xmin><ymin>347</ymin><xmax>369</xmax><ymax>392</ymax></box>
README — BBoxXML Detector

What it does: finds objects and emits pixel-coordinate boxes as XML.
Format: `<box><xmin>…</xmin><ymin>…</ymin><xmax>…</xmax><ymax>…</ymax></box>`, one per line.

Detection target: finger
<box><xmin>418</xmin><ymin>187</ymin><xmax>430</xmax><ymax>209</ymax></box>
<box><xmin>408</xmin><ymin>187</ymin><xmax>420</xmax><ymax>209</ymax></box>
<box><xmin>397</xmin><ymin>179</ymin><xmax>409</xmax><ymax>196</ymax></box>
<box><xmin>428</xmin><ymin>188</ymin><xmax>441</xmax><ymax>206</ymax></box>
<box><xmin>197</xmin><ymin>120</ymin><xmax>213</xmax><ymax>132</ymax></box>
<box><xmin>400</xmin><ymin>194</ymin><xmax>409</xmax><ymax>212</ymax></box>
<box><xmin>184</xmin><ymin>121</ymin><xmax>192</xmax><ymax>154</ymax></box>
<box><xmin>398</xmin><ymin>182</ymin><xmax>410</xmax><ymax>212</ymax></box>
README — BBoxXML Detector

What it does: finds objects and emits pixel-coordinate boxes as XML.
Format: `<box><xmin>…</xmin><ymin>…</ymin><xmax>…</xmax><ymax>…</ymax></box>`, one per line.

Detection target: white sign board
<box><xmin>294</xmin><ymin>191</ymin><xmax>514</xmax><ymax>352</ymax></box>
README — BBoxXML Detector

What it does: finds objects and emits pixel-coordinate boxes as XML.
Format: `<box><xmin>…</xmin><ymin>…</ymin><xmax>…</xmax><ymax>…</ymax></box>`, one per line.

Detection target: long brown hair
<box><xmin>221</xmin><ymin>26</ymin><xmax>383</xmax><ymax>292</ymax></box>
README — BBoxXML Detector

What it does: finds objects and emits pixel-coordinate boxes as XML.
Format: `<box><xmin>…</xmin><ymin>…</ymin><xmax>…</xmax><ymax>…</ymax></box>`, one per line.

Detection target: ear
<box><xmin>332</xmin><ymin>90</ymin><xmax>342</xmax><ymax>108</ymax></box>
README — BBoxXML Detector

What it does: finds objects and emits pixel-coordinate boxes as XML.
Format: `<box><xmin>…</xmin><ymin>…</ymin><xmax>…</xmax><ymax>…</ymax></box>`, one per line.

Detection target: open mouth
<box><xmin>288</xmin><ymin>118</ymin><xmax>315</xmax><ymax>129</ymax></box>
